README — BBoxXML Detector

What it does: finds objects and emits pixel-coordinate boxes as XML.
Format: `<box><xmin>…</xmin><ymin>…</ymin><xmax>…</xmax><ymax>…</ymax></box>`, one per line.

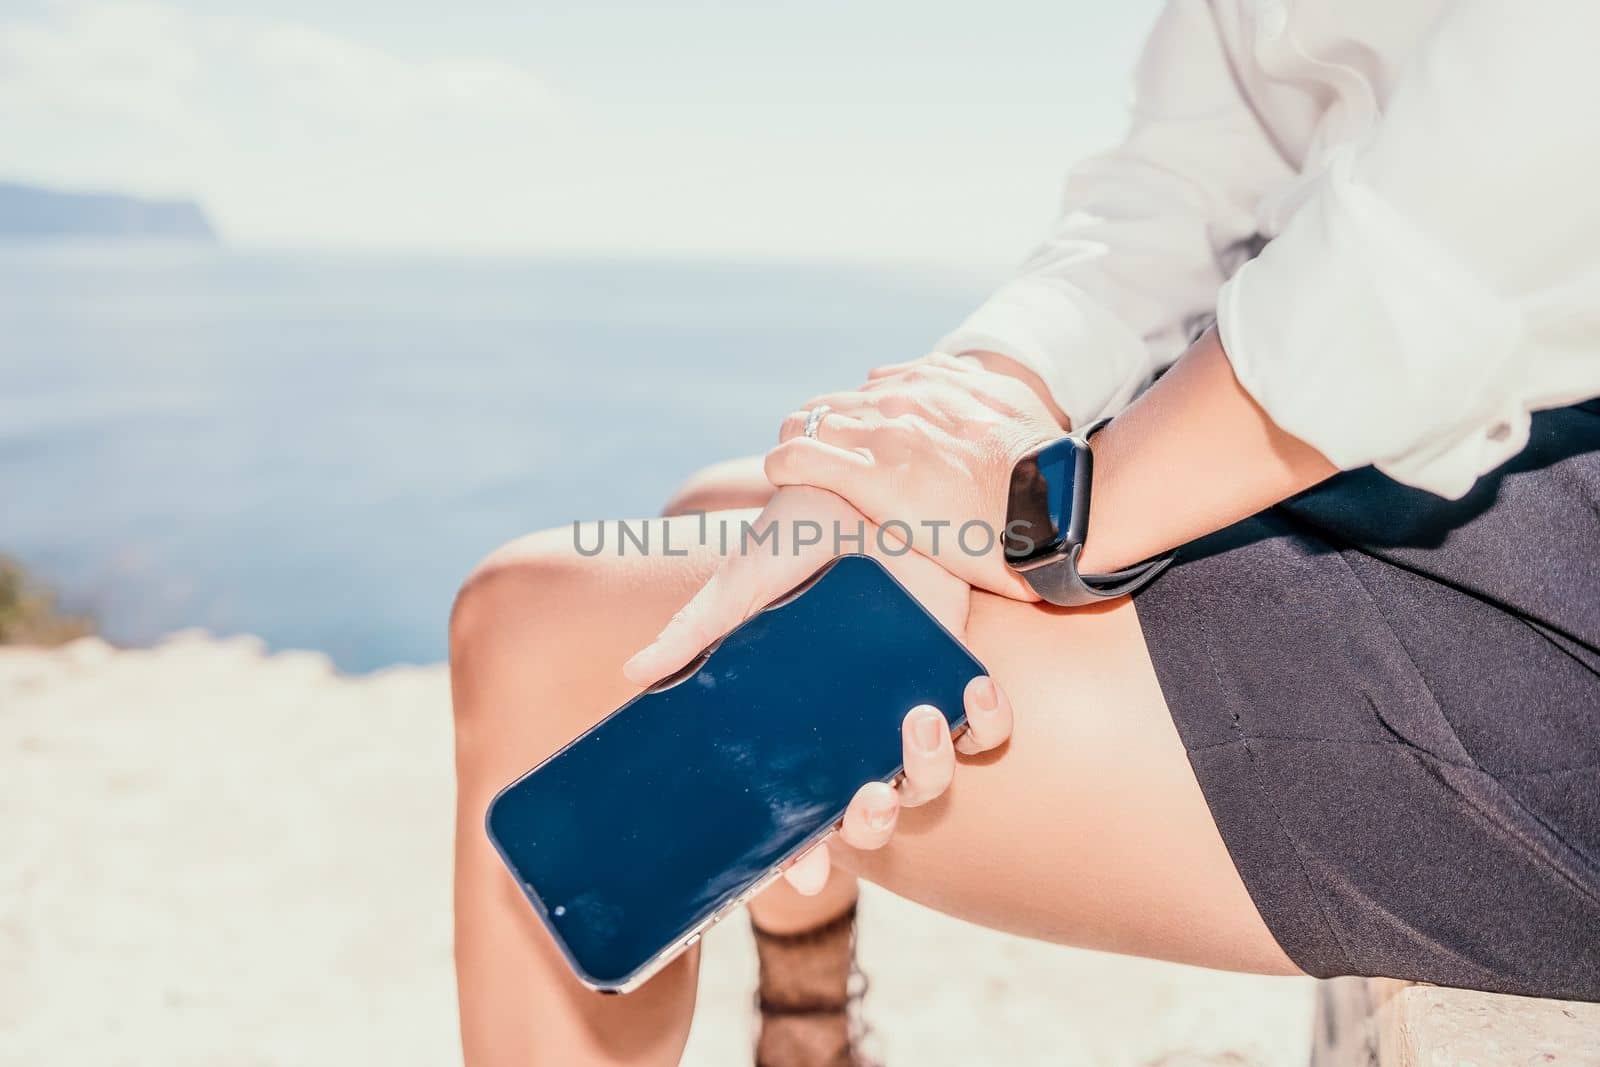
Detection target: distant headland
<box><xmin>0</xmin><ymin>181</ymin><xmax>218</xmax><ymax>242</ymax></box>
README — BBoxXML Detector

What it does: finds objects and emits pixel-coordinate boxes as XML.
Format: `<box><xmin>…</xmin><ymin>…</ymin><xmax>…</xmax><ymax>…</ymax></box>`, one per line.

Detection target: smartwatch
<box><xmin>1002</xmin><ymin>418</ymin><xmax>1174</xmax><ymax>606</ymax></box>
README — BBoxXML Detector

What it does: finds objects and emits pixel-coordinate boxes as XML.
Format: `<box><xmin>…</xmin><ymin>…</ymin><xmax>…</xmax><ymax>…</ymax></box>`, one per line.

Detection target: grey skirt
<box><xmin>1134</xmin><ymin>400</ymin><xmax>1600</xmax><ymax>1002</ymax></box>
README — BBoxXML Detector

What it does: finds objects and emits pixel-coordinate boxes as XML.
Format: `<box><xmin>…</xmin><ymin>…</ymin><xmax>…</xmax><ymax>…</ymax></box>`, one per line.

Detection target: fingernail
<box><xmin>912</xmin><ymin>708</ymin><xmax>942</xmax><ymax>753</ymax></box>
<box><xmin>973</xmin><ymin>676</ymin><xmax>997</xmax><ymax>712</ymax></box>
<box><xmin>866</xmin><ymin>801</ymin><xmax>894</xmax><ymax>830</ymax></box>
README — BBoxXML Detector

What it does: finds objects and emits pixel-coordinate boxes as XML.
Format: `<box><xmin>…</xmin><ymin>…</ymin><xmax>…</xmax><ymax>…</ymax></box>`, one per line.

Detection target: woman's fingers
<box><xmin>866</xmin><ymin>363</ymin><xmax>911</xmax><ymax>380</ymax></box>
<box><xmin>627</xmin><ymin>593</ymin><xmax>716</xmax><ymax>685</ymax></box>
<box><xmin>866</xmin><ymin>352</ymin><xmax>978</xmax><ymax>380</ymax></box>
<box><xmin>620</xmin><ymin>572</ymin><xmax>731</xmax><ymax>686</ymax></box>
<box><xmin>832</xmin><ymin>681</ymin><xmax>1007</xmax><ymax>857</ymax></box>
<box><xmin>898</xmin><ymin>704</ymin><xmax>956</xmax><ymax>807</ymax></box>
<box><xmin>798</xmin><ymin>389</ymin><xmax>870</xmax><ymax>412</ymax></box>
<box><xmin>777</xmin><ymin>406</ymin><xmax>872</xmax><ymax>446</ymax></box>
<box><xmin>865</xmin><ymin>357</ymin><xmax>924</xmax><ymax>380</ymax></box>
<box><xmin>626</xmin><ymin>488</ymin><xmax>882</xmax><ymax>687</ymax></box>
<box><xmin>954</xmin><ymin>675</ymin><xmax>1014</xmax><ymax>755</ymax></box>
<box><xmin>782</xmin><ymin>840</ymin><xmax>833</xmax><ymax>895</ymax></box>
<box><xmin>838</xmin><ymin>780</ymin><xmax>900</xmax><ymax>850</ymax></box>
<box><xmin>797</xmin><ymin>389</ymin><xmax>939</xmax><ymax>426</ymax></box>
<box><xmin>863</xmin><ymin>358</ymin><xmax>977</xmax><ymax>395</ymax></box>
<box><xmin>764</xmin><ymin>437</ymin><xmax>873</xmax><ymax>499</ymax></box>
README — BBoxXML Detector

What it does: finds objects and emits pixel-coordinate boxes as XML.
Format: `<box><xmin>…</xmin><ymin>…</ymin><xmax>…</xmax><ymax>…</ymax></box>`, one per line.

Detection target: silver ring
<box><xmin>803</xmin><ymin>404</ymin><xmax>830</xmax><ymax>441</ymax></box>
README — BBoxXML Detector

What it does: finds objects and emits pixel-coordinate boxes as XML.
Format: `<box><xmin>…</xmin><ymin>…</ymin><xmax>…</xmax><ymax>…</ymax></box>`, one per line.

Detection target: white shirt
<box><xmin>939</xmin><ymin>0</ymin><xmax>1600</xmax><ymax>498</ymax></box>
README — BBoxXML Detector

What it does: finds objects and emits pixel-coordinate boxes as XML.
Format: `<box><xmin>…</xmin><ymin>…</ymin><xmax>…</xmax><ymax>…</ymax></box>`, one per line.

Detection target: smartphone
<box><xmin>485</xmin><ymin>553</ymin><xmax>987</xmax><ymax>993</ymax></box>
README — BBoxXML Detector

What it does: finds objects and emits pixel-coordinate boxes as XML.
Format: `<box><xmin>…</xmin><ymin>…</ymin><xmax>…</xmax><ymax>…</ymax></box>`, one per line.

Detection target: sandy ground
<box><xmin>2</xmin><ymin>634</ymin><xmax>1315</xmax><ymax>1066</ymax></box>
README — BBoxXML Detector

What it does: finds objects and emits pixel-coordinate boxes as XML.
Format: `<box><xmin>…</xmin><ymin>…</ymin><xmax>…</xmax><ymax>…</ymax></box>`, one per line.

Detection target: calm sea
<box><xmin>1</xmin><ymin>246</ymin><xmax>988</xmax><ymax>671</ymax></box>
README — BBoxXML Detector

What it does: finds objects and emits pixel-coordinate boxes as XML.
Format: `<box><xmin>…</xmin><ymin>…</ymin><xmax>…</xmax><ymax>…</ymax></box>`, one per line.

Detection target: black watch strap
<box><xmin>1017</xmin><ymin>418</ymin><xmax>1175</xmax><ymax>607</ymax></box>
<box><xmin>1017</xmin><ymin>546</ymin><xmax>1173</xmax><ymax>605</ymax></box>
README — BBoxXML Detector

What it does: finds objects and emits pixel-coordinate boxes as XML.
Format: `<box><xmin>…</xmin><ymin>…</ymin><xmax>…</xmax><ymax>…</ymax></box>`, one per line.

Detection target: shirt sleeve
<box><xmin>1218</xmin><ymin>0</ymin><xmax>1600</xmax><ymax>499</ymax></box>
<box><xmin>937</xmin><ymin>0</ymin><xmax>1294</xmax><ymax>428</ymax></box>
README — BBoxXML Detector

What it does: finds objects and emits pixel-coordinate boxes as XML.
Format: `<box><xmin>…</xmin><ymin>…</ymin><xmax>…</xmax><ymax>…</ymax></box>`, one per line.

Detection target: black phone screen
<box><xmin>486</xmin><ymin>554</ymin><xmax>986</xmax><ymax>989</ymax></box>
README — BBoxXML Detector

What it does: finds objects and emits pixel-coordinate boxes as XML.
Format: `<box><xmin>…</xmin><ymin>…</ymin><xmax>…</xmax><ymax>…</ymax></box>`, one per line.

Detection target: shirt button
<box><xmin>1486</xmin><ymin>421</ymin><xmax>1512</xmax><ymax>442</ymax></box>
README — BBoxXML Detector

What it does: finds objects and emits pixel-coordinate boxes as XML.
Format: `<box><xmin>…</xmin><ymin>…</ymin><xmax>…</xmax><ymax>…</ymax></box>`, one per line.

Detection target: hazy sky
<box><xmin>0</xmin><ymin>0</ymin><xmax>1162</xmax><ymax>264</ymax></box>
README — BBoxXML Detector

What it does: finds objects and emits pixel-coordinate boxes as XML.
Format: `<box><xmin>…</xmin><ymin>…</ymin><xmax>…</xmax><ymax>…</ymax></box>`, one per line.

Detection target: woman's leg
<box><xmin>450</xmin><ymin>516</ymin><xmax>1297</xmax><ymax>1064</ymax></box>
<box><xmin>660</xmin><ymin>454</ymin><xmax>776</xmax><ymax>517</ymax></box>
<box><xmin>451</xmin><ymin>524</ymin><xmax>715</xmax><ymax>1067</ymax></box>
<box><xmin>836</xmin><ymin>588</ymin><xmax>1295</xmax><ymax>973</ymax></box>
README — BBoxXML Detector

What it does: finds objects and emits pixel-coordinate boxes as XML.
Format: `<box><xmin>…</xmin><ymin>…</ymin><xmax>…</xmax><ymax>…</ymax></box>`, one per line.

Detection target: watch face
<box><xmin>1004</xmin><ymin>436</ymin><xmax>1086</xmax><ymax>564</ymax></box>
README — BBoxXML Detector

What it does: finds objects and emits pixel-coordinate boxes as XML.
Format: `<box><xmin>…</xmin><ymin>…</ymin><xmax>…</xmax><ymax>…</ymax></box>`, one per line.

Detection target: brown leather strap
<box><xmin>749</xmin><ymin>903</ymin><xmax>857</xmax><ymax>947</ymax></box>
<box><xmin>750</xmin><ymin>903</ymin><xmax>861</xmax><ymax>1016</ymax></box>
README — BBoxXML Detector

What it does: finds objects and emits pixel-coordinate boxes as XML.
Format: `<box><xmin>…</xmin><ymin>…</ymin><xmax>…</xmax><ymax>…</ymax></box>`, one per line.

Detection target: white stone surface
<box><xmin>2</xmin><ymin>635</ymin><xmax>1315</xmax><ymax>1066</ymax></box>
<box><xmin>1313</xmin><ymin>977</ymin><xmax>1600</xmax><ymax>1067</ymax></box>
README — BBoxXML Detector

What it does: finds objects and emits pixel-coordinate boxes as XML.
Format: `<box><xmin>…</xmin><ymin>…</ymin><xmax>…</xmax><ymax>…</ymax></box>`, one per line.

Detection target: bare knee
<box><xmin>448</xmin><ymin>519</ymin><xmax>714</xmax><ymax>748</ymax></box>
<box><xmin>448</xmin><ymin>514</ymin><xmax>733</xmax><ymax>782</ymax></box>
<box><xmin>451</xmin><ymin>525</ymin><xmax>578</xmax><ymax>653</ymax></box>
<box><xmin>449</xmin><ymin>527</ymin><xmax>595</xmax><ymax>737</ymax></box>
<box><xmin>661</xmin><ymin>454</ymin><xmax>772</xmax><ymax>516</ymax></box>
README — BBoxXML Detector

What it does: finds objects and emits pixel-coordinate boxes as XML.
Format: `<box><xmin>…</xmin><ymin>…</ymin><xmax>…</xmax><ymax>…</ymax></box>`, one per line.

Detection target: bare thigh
<box><xmin>451</xmin><ymin>514</ymin><xmax>1296</xmax><ymax>1059</ymax></box>
<box><xmin>839</xmin><ymin>590</ymin><xmax>1297</xmax><ymax>973</ymax></box>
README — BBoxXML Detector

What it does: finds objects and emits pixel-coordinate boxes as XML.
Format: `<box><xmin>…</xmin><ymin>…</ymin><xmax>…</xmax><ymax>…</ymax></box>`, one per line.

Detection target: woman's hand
<box><xmin>871</xmin><ymin>348</ymin><xmax>1072</xmax><ymax>429</ymax></box>
<box><xmin>622</xmin><ymin>483</ymin><xmax>970</xmax><ymax>690</ymax></box>
<box><xmin>621</xmin><ymin>484</ymin><xmax>1013</xmax><ymax>893</ymax></box>
<box><xmin>767</xmin><ymin>354</ymin><xmax>1061</xmax><ymax>601</ymax></box>
<box><xmin>782</xmin><ymin>673</ymin><xmax>1014</xmax><ymax>895</ymax></box>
